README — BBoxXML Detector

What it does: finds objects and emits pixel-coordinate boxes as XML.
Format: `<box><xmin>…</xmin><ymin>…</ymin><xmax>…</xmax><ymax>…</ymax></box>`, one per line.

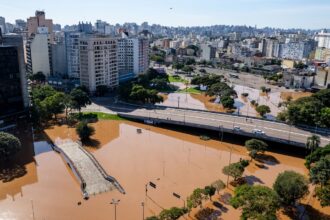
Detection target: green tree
<box><xmin>305</xmin><ymin>144</ymin><xmax>330</xmax><ymax>169</ymax></box>
<box><xmin>182</xmin><ymin>65</ymin><xmax>193</xmax><ymax>73</ymax></box>
<box><xmin>203</xmin><ymin>185</ymin><xmax>216</xmax><ymax>201</ymax></box>
<box><xmin>312</xmin><ymin>89</ymin><xmax>330</xmax><ymax>106</ymax></box>
<box><xmin>191</xmin><ymin>74</ymin><xmax>223</xmax><ymax>87</ymax></box>
<box><xmin>31</xmin><ymin>85</ymin><xmax>56</xmax><ymax>101</ymax></box>
<box><xmin>320</xmin><ymin>107</ymin><xmax>330</xmax><ymax>127</ymax></box>
<box><xmin>230</xmin><ymin>184</ymin><xmax>280</xmax><ymax>220</ymax></box>
<box><xmin>0</xmin><ymin>132</ymin><xmax>21</xmax><ymax>161</ymax></box>
<box><xmin>187</xmin><ymin>188</ymin><xmax>205</xmax><ymax>210</ymax></box>
<box><xmin>309</xmin><ymin>155</ymin><xmax>330</xmax><ymax>186</ymax></box>
<box><xmin>221</xmin><ymin>96</ymin><xmax>235</xmax><ymax>109</ymax></box>
<box><xmin>222</xmin><ymin>162</ymin><xmax>245</xmax><ymax>182</ymax></box>
<box><xmin>172</xmin><ymin>63</ymin><xmax>184</xmax><ymax>70</ymax></box>
<box><xmin>306</xmin><ymin>135</ymin><xmax>321</xmax><ymax>153</ymax></box>
<box><xmin>30</xmin><ymin>71</ymin><xmax>46</xmax><ymax>83</ymax></box>
<box><xmin>76</xmin><ymin>121</ymin><xmax>95</xmax><ymax>142</ymax></box>
<box><xmin>62</xmin><ymin>94</ymin><xmax>73</xmax><ymax>121</ymax></box>
<box><xmin>245</xmin><ymin>139</ymin><xmax>268</xmax><ymax>160</ymax></box>
<box><xmin>159</xmin><ymin>207</ymin><xmax>186</xmax><ymax>220</ymax></box>
<box><xmin>260</xmin><ymin>86</ymin><xmax>267</xmax><ymax>93</ymax></box>
<box><xmin>256</xmin><ymin>105</ymin><xmax>271</xmax><ymax>117</ymax></box>
<box><xmin>118</xmin><ymin>81</ymin><xmax>133</xmax><ymax>100</ymax></box>
<box><xmin>76</xmin><ymin>85</ymin><xmax>90</xmax><ymax>95</ymax></box>
<box><xmin>207</xmin><ymin>82</ymin><xmax>236</xmax><ymax>98</ymax></box>
<box><xmin>42</xmin><ymin>92</ymin><xmax>65</xmax><ymax>120</ymax></box>
<box><xmin>315</xmin><ymin>184</ymin><xmax>330</xmax><ymax>207</ymax></box>
<box><xmin>146</xmin><ymin>217</ymin><xmax>159</xmax><ymax>220</ymax></box>
<box><xmin>273</xmin><ymin>171</ymin><xmax>309</xmax><ymax>206</ymax></box>
<box><xmin>151</xmin><ymin>77</ymin><xmax>169</xmax><ymax>90</ymax></box>
<box><xmin>70</xmin><ymin>88</ymin><xmax>91</xmax><ymax>112</ymax></box>
<box><xmin>211</xmin><ymin>179</ymin><xmax>225</xmax><ymax>194</ymax></box>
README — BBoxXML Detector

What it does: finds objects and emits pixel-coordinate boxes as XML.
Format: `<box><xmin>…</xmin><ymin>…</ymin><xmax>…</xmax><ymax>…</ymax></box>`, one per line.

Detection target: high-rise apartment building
<box><xmin>280</xmin><ymin>40</ymin><xmax>314</xmax><ymax>60</ymax></box>
<box><xmin>65</xmin><ymin>32</ymin><xmax>82</xmax><ymax>78</ymax></box>
<box><xmin>0</xmin><ymin>32</ymin><xmax>29</xmax><ymax>118</ymax></box>
<box><xmin>27</xmin><ymin>11</ymin><xmax>54</xmax><ymax>43</ymax></box>
<box><xmin>95</xmin><ymin>20</ymin><xmax>110</xmax><ymax>34</ymax></box>
<box><xmin>52</xmin><ymin>42</ymin><xmax>67</xmax><ymax>75</ymax></box>
<box><xmin>79</xmin><ymin>36</ymin><xmax>118</xmax><ymax>92</ymax></box>
<box><xmin>201</xmin><ymin>44</ymin><xmax>216</xmax><ymax>61</ymax></box>
<box><xmin>26</xmin><ymin>27</ymin><xmax>52</xmax><ymax>76</ymax></box>
<box><xmin>261</xmin><ymin>38</ymin><xmax>279</xmax><ymax>58</ymax></box>
<box><xmin>0</xmin><ymin>16</ymin><xmax>7</xmax><ymax>33</ymax></box>
<box><xmin>315</xmin><ymin>30</ymin><xmax>330</xmax><ymax>49</ymax></box>
<box><xmin>117</xmin><ymin>38</ymin><xmax>139</xmax><ymax>82</ymax></box>
<box><xmin>138</xmin><ymin>38</ymin><xmax>149</xmax><ymax>73</ymax></box>
<box><xmin>15</xmin><ymin>19</ymin><xmax>27</xmax><ymax>31</ymax></box>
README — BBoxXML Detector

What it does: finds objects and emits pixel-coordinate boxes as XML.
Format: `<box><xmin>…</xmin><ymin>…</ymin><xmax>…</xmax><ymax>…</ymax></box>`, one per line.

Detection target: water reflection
<box><xmin>0</xmin><ymin>122</ymin><xmax>38</xmax><ymax>201</ymax></box>
<box><xmin>33</xmin><ymin>141</ymin><xmax>53</xmax><ymax>156</ymax></box>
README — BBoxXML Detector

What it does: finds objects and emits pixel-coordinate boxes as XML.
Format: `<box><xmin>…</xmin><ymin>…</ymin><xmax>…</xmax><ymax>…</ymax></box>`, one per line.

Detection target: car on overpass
<box><xmin>252</xmin><ymin>129</ymin><xmax>265</xmax><ymax>135</ymax></box>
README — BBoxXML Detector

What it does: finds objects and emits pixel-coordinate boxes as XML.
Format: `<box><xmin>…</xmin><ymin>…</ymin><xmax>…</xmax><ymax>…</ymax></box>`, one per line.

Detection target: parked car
<box><xmin>233</xmin><ymin>126</ymin><xmax>241</xmax><ymax>132</ymax></box>
<box><xmin>252</xmin><ymin>129</ymin><xmax>265</xmax><ymax>135</ymax></box>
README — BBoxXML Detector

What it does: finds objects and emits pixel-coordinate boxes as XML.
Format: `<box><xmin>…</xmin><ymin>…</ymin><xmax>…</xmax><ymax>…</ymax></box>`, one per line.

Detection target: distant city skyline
<box><xmin>1</xmin><ymin>0</ymin><xmax>330</xmax><ymax>29</ymax></box>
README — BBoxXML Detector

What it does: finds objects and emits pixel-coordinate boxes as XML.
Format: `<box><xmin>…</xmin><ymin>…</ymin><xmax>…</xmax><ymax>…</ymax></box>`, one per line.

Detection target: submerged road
<box><xmin>85</xmin><ymin>103</ymin><xmax>330</xmax><ymax>148</ymax></box>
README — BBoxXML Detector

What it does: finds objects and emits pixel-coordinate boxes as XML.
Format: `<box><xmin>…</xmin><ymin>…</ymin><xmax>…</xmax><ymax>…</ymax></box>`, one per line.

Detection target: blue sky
<box><xmin>1</xmin><ymin>0</ymin><xmax>329</xmax><ymax>29</ymax></box>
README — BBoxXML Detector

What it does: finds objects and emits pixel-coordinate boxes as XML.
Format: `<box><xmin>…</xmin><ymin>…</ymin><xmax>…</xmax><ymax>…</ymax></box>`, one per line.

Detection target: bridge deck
<box><xmin>55</xmin><ymin>139</ymin><xmax>124</xmax><ymax>196</ymax></box>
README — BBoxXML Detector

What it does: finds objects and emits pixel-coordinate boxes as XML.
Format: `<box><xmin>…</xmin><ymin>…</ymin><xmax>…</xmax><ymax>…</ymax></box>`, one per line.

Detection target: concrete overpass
<box><xmin>110</xmin><ymin>105</ymin><xmax>330</xmax><ymax>148</ymax></box>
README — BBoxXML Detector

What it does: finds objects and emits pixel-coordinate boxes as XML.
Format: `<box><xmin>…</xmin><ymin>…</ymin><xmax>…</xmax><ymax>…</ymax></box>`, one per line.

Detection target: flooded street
<box><xmin>0</xmin><ymin>120</ymin><xmax>328</xmax><ymax>219</ymax></box>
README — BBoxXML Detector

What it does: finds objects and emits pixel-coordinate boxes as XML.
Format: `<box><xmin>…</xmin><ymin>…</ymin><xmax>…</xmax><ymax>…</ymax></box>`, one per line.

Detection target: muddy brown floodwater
<box><xmin>0</xmin><ymin>120</ymin><xmax>329</xmax><ymax>220</ymax></box>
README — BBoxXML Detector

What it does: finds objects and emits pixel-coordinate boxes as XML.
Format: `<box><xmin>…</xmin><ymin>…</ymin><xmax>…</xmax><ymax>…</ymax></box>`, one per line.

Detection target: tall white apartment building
<box><xmin>65</xmin><ymin>32</ymin><xmax>82</xmax><ymax>78</ymax></box>
<box><xmin>26</xmin><ymin>27</ymin><xmax>52</xmax><ymax>76</ymax></box>
<box><xmin>138</xmin><ymin>38</ymin><xmax>149</xmax><ymax>74</ymax></box>
<box><xmin>117</xmin><ymin>37</ymin><xmax>149</xmax><ymax>82</ymax></box>
<box><xmin>315</xmin><ymin>30</ymin><xmax>330</xmax><ymax>49</ymax></box>
<box><xmin>79</xmin><ymin>36</ymin><xmax>118</xmax><ymax>92</ymax></box>
<box><xmin>117</xmin><ymin>38</ymin><xmax>139</xmax><ymax>82</ymax></box>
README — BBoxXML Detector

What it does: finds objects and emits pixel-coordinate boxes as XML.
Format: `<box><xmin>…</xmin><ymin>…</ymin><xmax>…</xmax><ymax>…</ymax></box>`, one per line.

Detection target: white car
<box><xmin>252</xmin><ymin>129</ymin><xmax>265</xmax><ymax>135</ymax></box>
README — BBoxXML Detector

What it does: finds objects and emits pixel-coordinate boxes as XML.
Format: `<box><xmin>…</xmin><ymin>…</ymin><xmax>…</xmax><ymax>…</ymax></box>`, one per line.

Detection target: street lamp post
<box><xmin>177</xmin><ymin>96</ymin><xmax>180</xmax><ymax>108</ymax></box>
<box><xmin>141</xmin><ymin>202</ymin><xmax>145</xmax><ymax>220</ymax></box>
<box><xmin>110</xmin><ymin>199</ymin><xmax>120</xmax><ymax>220</ymax></box>
<box><xmin>173</xmin><ymin>192</ymin><xmax>186</xmax><ymax>208</ymax></box>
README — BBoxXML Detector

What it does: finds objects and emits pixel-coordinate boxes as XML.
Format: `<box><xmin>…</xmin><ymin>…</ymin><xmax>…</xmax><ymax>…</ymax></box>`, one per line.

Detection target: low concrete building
<box><xmin>315</xmin><ymin>67</ymin><xmax>330</xmax><ymax>88</ymax></box>
<box><xmin>283</xmin><ymin>69</ymin><xmax>315</xmax><ymax>89</ymax></box>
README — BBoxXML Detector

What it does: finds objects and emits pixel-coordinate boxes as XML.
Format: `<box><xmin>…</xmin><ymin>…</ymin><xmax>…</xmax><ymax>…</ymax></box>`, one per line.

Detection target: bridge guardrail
<box><xmin>118</xmin><ymin>113</ymin><xmax>307</xmax><ymax>148</ymax></box>
<box><xmin>52</xmin><ymin>143</ymin><xmax>89</xmax><ymax>198</ymax></box>
<box><xmin>76</xmin><ymin>141</ymin><xmax>126</xmax><ymax>194</ymax></box>
<box><xmin>116</xmin><ymin>101</ymin><xmax>330</xmax><ymax>136</ymax></box>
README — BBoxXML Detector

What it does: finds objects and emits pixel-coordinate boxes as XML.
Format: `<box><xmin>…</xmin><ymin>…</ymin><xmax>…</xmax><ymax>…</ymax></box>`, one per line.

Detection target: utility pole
<box><xmin>141</xmin><ymin>202</ymin><xmax>145</xmax><ymax>220</ymax></box>
<box><xmin>110</xmin><ymin>199</ymin><xmax>120</xmax><ymax>220</ymax></box>
<box><xmin>226</xmin><ymin>144</ymin><xmax>233</xmax><ymax>188</ymax></box>
<box><xmin>31</xmin><ymin>200</ymin><xmax>35</xmax><ymax>220</ymax></box>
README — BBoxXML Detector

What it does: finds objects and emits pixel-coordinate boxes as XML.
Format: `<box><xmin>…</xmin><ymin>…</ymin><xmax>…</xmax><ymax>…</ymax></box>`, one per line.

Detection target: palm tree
<box><xmin>306</xmin><ymin>135</ymin><xmax>321</xmax><ymax>153</ymax></box>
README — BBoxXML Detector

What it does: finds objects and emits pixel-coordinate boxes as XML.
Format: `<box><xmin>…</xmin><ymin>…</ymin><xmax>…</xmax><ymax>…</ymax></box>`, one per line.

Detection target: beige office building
<box><xmin>79</xmin><ymin>36</ymin><xmax>118</xmax><ymax>92</ymax></box>
<box><xmin>26</xmin><ymin>27</ymin><xmax>52</xmax><ymax>77</ymax></box>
